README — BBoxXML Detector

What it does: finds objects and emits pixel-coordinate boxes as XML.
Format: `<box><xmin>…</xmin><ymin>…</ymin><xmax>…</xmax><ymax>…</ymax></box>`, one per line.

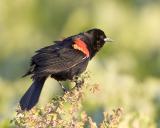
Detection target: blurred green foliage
<box><xmin>0</xmin><ymin>0</ymin><xmax>160</xmax><ymax>127</ymax></box>
<box><xmin>12</xmin><ymin>79</ymin><xmax>123</xmax><ymax>128</ymax></box>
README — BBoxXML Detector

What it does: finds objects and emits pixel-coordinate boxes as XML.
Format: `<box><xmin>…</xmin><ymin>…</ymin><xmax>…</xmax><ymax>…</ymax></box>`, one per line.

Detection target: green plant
<box><xmin>11</xmin><ymin>73</ymin><xmax>123</xmax><ymax>128</ymax></box>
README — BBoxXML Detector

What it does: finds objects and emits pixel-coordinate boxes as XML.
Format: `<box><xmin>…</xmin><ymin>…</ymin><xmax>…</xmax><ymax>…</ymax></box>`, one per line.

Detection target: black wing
<box><xmin>25</xmin><ymin>41</ymin><xmax>89</xmax><ymax>78</ymax></box>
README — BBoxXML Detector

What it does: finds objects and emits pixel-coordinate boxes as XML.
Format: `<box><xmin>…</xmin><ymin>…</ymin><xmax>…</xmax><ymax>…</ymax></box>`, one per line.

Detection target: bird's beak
<box><xmin>104</xmin><ymin>37</ymin><xmax>114</xmax><ymax>42</ymax></box>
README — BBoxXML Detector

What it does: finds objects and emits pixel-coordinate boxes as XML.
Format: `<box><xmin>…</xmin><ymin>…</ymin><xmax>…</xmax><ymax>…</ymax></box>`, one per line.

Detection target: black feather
<box><xmin>20</xmin><ymin>77</ymin><xmax>46</xmax><ymax>110</ymax></box>
<box><xmin>20</xmin><ymin>28</ymin><xmax>107</xmax><ymax>110</ymax></box>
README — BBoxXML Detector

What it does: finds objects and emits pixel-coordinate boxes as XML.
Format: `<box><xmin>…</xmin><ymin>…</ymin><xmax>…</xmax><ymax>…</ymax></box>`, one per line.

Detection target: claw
<box><xmin>75</xmin><ymin>79</ymin><xmax>84</xmax><ymax>89</ymax></box>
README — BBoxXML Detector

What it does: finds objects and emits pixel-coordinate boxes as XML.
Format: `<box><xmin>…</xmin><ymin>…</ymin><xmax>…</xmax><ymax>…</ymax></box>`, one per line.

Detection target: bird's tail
<box><xmin>20</xmin><ymin>77</ymin><xmax>46</xmax><ymax>111</ymax></box>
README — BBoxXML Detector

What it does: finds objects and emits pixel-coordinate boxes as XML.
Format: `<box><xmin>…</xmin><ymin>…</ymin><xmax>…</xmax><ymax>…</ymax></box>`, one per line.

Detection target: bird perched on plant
<box><xmin>20</xmin><ymin>28</ymin><xmax>112</xmax><ymax>111</ymax></box>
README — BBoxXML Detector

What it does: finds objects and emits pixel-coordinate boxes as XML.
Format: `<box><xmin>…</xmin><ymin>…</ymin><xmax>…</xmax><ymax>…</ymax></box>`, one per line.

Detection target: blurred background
<box><xmin>0</xmin><ymin>0</ymin><xmax>160</xmax><ymax>127</ymax></box>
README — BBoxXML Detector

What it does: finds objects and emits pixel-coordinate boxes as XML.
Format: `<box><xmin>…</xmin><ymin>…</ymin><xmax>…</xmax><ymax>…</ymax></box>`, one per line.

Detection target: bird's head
<box><xmin>83</xmin><ymin>28</ymin><xmax>113</xmax><ymax>58</ymax></box>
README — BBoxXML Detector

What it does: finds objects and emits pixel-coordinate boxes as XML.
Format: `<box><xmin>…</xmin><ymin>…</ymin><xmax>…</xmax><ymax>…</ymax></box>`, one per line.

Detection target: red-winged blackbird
<box><xmin>20</xmin><ymin>28</ymin><xmax>112</xmax><ymax>111</ymax></box>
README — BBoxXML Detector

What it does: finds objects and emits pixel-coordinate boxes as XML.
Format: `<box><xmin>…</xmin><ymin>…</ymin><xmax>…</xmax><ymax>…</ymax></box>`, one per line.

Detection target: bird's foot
<box><xmin>72</xmin><ymin>76</ymin><xmax>85</xmax><ymax>90</ymax></box>
<box><xmin>75</xmin><ymin>79</ymin><xmax>84</xmax><ymax>90</ymax></box>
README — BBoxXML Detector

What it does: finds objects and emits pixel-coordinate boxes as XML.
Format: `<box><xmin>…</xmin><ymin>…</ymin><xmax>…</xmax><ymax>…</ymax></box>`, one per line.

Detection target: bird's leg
<box><xmin>58</xmin><ymin>81</ymin><xmax>67</xmax><ymax>93</ymax></box>
<box><xmin>73</xmin><ymin>76</ymin><xmax>84</xmax><ymax>89</ymax></box>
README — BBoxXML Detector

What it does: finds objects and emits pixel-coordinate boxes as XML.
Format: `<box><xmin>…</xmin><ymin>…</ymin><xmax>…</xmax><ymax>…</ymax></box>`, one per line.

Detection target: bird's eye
<box><xmin>100</xmin><ymin>35</ymin><xmax>104</xmax><ymax>40</ymax></box>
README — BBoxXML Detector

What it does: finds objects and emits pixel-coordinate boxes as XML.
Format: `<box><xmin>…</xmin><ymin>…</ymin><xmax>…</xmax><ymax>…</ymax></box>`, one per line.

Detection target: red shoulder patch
<box><xmin>73</xmin><ymin>38</ymin><xmax>89</xmax><ymax>57</ymax></box>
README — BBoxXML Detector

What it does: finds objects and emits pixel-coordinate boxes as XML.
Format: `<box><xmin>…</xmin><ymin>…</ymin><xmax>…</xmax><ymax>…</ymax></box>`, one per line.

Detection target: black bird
<box><xmin>20</xmin><ymin>28</ymin><xmax>112</xmax><ymax>110</ymax></box>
